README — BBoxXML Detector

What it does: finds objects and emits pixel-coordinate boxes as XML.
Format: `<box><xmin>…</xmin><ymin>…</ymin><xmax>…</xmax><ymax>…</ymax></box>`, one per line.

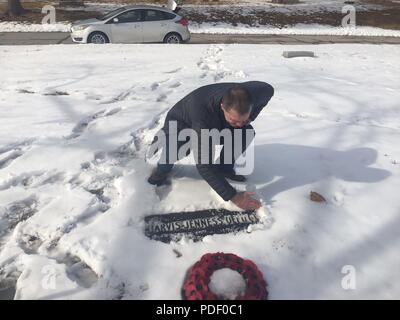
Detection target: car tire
<box><xmin>88</xmin><ymin>32</ymin><xmax>110</xmax><ymax>44</ymax></box>
<box><xmin>163</xmin><ymin>32</ymin><xmax>183</xmax><ymax>44</ymax></box>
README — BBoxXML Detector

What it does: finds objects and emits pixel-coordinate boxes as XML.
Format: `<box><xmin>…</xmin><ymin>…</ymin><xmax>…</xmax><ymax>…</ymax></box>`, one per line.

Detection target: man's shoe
<box><xmin>147</xmin><ymin>168</ymin><xmax>169</xmax><ymax>186</ymax></box>
<box><xmin>220</xmin><ymin>170</ymin><xmax>246</xmax><ymax>182</ymax></box>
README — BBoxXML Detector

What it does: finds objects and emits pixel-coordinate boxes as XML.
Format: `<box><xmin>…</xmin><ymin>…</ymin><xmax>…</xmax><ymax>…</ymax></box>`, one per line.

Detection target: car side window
<box><xmin>116</xmin><ymin>10</ymin><xmax>141</xmax><ymax>23</ymax></box>
<box><xmin>143</xmin><ymin>10</ymin><xmax>167</xmax><ymax>22</ymax></box>
<box><xmin>162</xmin><ymin>12</ymin><xmax>176</xmax><ymax>20</ymax></box>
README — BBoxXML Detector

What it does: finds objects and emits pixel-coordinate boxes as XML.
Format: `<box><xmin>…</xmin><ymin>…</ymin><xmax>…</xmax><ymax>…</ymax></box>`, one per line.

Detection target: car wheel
<box><xmin>164</xmin><ymin>33</ymin><xmax>182</xmax><ymax>44</ymax></box>
<box><xmin>88</xmin><ymin>32</ymin><xmax>109</xmax><ymax>44</ymax></box>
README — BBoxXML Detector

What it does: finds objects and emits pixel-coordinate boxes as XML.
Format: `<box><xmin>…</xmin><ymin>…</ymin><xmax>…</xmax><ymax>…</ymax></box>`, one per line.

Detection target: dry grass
<box><xmin>0</xmin><ymin>1</ymin><xmax>102</xmax><ymax>22</ymax></box>
<box><xmin>183</xmin><ymin>6</ymin><xmax>400</xmax><ymax>29</ymax></box>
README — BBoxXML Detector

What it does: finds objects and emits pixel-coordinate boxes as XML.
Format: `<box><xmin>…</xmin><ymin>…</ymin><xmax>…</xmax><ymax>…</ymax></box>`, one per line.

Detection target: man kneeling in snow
<box><xmin>147</xmin><ymin>81</ymin><xmax>274</xmax><ymax>211</ymax></box>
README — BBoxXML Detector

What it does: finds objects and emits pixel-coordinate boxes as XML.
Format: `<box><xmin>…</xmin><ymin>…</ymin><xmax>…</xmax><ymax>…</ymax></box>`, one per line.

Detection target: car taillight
<box><xmin>175</xmin><ymin>18</ymin><xmax>189</xmax><ymax>26</ymax></box>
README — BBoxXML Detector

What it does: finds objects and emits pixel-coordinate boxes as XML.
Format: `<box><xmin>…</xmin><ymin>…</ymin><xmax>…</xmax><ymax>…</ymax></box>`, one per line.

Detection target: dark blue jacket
<box><xmin>162</xmin><ymin>81</ymin><xmax>274</xmax><ymax>201</ymax></box>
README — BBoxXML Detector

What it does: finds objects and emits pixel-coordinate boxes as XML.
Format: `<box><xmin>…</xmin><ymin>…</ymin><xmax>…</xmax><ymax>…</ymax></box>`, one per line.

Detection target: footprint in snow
<box><xmin>65</xmin><ymin>107</ymin><xmax>122</xmax><ymax>140</ymax></box>
<box><xmin>0</xmin><ymin>139</ymin><xmax>35</xmax><ymax>170</ymax></box>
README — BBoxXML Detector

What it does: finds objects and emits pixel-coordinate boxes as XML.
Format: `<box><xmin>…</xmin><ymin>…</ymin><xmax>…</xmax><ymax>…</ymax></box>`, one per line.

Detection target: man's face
<box><xmin>221</xmin><ymin>104</ymin><xmax>251</xmax><ymax>128</ymax></box>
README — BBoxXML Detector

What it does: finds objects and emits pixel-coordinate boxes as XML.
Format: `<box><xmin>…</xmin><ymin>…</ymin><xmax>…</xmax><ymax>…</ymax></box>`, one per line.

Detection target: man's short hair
<box><xmin>222</xmin><ymin>85</ymin><xmax>253</xmax><ymax>115</ymax></box>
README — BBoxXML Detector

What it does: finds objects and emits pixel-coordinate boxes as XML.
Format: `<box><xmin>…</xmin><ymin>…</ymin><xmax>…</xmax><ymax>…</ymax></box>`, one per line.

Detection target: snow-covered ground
<box><xmin>0</xmin><ymin>21</ymin><xmax>72</xmax><ymax>32</ymax></box>
<box><xmin>189</xmin><ymin>23</ymin><xmax>400</xmax><ymax>37</ymax></box>
<box><xmin>0</xmin><ymin>43</ymin><xmax>399</xmax><ymax>299</ymax></box>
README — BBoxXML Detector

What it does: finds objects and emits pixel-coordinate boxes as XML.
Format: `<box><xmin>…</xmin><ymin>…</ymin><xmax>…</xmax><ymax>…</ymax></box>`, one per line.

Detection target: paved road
<box><xmin>1</xmin><ymin>32</ymin><xmax>399</xmax><ymax>45</ymax></box>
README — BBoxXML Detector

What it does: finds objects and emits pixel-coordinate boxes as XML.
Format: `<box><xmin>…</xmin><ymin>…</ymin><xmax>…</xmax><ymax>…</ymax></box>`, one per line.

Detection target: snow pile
<box><xmin>0</xmin><ymin>43</ymin><xmax>399</xmax><ymax>299</ymax></box>
<box><xmin>189</xmin><ymin>23</ymin><xmax>400</xmax><ymax>37</ymax></box>
<box><xmin>209</xmin><ymin>268</ymin><xmax>247</xmax><ymax>300</ymax></box>
<box><xmin>0</xmin><ymin>22</ymin><xmax>71</xmax><ymax>32</ymax></box>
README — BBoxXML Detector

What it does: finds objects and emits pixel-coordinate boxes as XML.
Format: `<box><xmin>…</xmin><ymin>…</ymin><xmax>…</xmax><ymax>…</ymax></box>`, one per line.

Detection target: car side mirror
<box><xmin>113</xmin><ymin>17</ymin><xmax>119</xmax><ymax>23</ymax></box>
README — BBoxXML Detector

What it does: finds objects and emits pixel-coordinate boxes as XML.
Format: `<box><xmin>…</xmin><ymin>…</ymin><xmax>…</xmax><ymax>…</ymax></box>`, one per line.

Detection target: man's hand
<box><xmin>231</xmin><ymin>192</ymin><xmax>261</xmax><ymax>211</ymax></box>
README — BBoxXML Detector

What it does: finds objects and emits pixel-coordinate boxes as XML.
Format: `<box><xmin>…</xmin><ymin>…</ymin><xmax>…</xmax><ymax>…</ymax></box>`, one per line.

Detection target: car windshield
<box><xmin>97</xmin><ymin>7</ymin><xmax>127</xmax><ymax>21</ymax></box>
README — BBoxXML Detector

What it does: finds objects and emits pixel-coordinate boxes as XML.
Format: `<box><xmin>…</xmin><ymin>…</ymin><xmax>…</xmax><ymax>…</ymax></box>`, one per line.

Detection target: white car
<box><xmin>70</xmin><ymin>5</ymin><xmax>190</xmax><ymax>44</ymax></box>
